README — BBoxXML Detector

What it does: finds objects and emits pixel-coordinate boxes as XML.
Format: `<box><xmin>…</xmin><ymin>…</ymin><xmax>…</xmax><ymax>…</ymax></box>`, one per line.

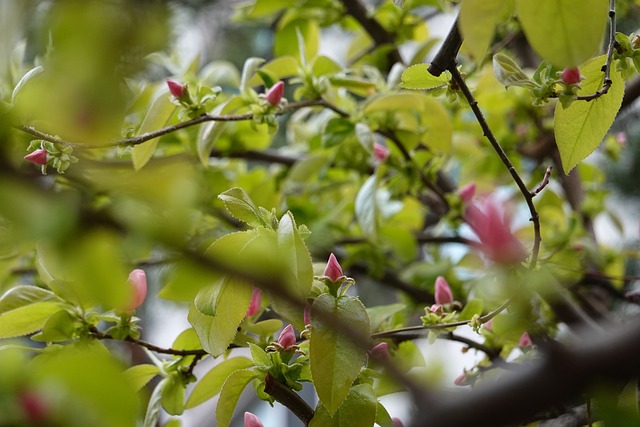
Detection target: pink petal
<box><xmin>265</xmin><ymin>81</ymin><xmax>285</xmax><ymax>105</ymax></box>
<box><xmin>324</xmin><ymin>253</ymin><xmax>343</xmax><ymax>282</ymax></box>
<box><xmin>277</xmin><ymin>324</ymin><xmax>297</xmax><ymax>350</ymax></box>
<box><xmin>127</xmin><ymin>269</ymin><xmax>147</xmax><ymax>310</ymax></box>
<box><xmin>434</xmin><ymin>276</ymin><xmax>453</xmax><ymax>305</ymax></box>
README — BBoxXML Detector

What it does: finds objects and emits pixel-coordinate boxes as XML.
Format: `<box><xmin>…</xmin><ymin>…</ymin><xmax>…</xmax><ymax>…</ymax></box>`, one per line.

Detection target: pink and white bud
<box><xmin>434</xmin><ymin>276</ymin><xmax>453</xmax><ymax>305</ymax></box>
<box><xmin>277</xmin><ymin>324</ymin><xmax>297</xmax><ymax>350</ymax></box>
<box><xmin>616</xmin><ymin>132</ymin><xmax>627</xmax><ymax>146</ymax></box>
<box><xmin>429</xmin><ymin>304</ymin><xmax>443</xmax><ymax>315</ymax></box>
<box><xmin>166</xmin><ymin>79</ymin><xmax>186</xmax><ymax>99</ymax></box>
<box><xmin>265</xmin><ymin>81</ymin><xmax>285</xmax><ymax>105</ymax></box>
<box><xmin>304</xmin><ymin>303</ymin><xmax>311</xmax><ymax>326</ymax></box>
<box><xmin>246</xmin><ymin>288</ymin><xmax>262</xmax><ymax>317</ymax></box>
<box><xmin>454</xmin><ymin>372</ymin><xmax>467</xmax><ymax>386</ymax></box>
<box><xmin>373</xmin><ymin>143</ymin><xmax>390</xmax><ymax>162</ymax></box>
<box><xmin>324</xmin><ymin>253</ymin><xmax>343</xmax><ymax>282</ymax></box>
<box><xmin>127</xmin><ymin>269</ymin><xmax>147</xmax><ymax>310</ymax></box>
<box><xmin>465</xmin><ymin>195</ymin><xmax>527</xmax><ymax>265</ymax></box>
<box><xmin>483</xmin><ymin>318</ymin><xmax>493</xmax><ymax>330</ymax></box>
<box><xmin>24</xmin><ymin>149</ymin><xmax>48</xmax><ymax>166</ymax></box>
<box><xmin>561</xmin><ymin>67</ymin><xmax>581</xmax><ymax>85</ymax></box>
<box><xmin>369</xmin><ymin>342</ymin><xmax>389</xmax><ymax>361</ymax></box>
<box><xmin>458</xmin><ymin>183</ymin><xmax>476</xmax><ymax>204</ymax></box>
<box><xmin>392</xmin><ymin>418</ymin><xmax>404</xmax><ymax>427</ymax></box>
<box><xmin>244</xmin><ymin>412</ymin><xmax>264</xmax><ymax>427</ymax></box>
<box><xmin>518</xmin><ymin>331</ymin><xmax>533</xmax><ymax>348</ymax></box>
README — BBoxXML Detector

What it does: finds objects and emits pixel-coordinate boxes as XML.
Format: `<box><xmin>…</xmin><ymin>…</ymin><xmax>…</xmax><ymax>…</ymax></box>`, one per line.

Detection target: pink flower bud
<box><xmin>277</xmin><ymin>324</ymin><xmax>296</xmax><ymax>350</ymax></box>
<box><xmin>518</xmin><ymin>331</ymin><xmax>533</xmax><ymax>348</ymax></box>
<box><xmin>19</xmin><ymin>390</ymin><xmax>49</xmax><ymax>423</ymax></box>
<box><xmin>127</xmin><ymin>269</ymin><xmax>147</xmax><ymax>310</ymax></box>
<box><xmin>373</xmin><ymin>143</ymin><xmax>390</xmax><ymax>162</ymax></box>
<box><xmin>166</xmin><ymin>79</ymin><xmax>186</xmax><ymax>98</ymax></box>
<box><xmin>561</xmin><ymin>67</ymin><xmax>581</xmax><ymax>85</ymax></box>
<box><xmin>434</xmin><ymin>276</ymin><xmax>453</xmax><ymax>305</ymax></box>
<box><xmin>429</xmin><ymin>304</ymin><xmax>443</xmax><ymax>315</ymax></box>
<box><xmin>304</xmin><ymin>303</ymin><xmax>311</xmax><ymax>326</ymax></box>
<box><xmin>483</xmin><ymin>318</ymin><xmax>493</xmax><ymax>330</ymax></box>
<box><xmin>244</xmin><ymin>412</ymin><xmax>264</xmax><ymax>427</ymax></box>
<box><xmin>392</xmin><ymin>418</ymin><xmax>404</xmax><ymax>427</ymax></box>
<box><xmin>265</xmin><ymin>81</ymin><xmax>285</xmax><ymax>105</ymax></box>
<box><xmin>24</xmin><ymin>149</ymin><xmax>48</xmax><ymax>166</ymax></box>
<box><xmin>454</xmin><ymin>372</ymin><xmax>467</xmax><ymax>386</ymax></box>
<box><xmin>616</xmin><ymin>132</ymin><xmax>627</xmax><ymax>146</ymax></box>
<box><xmin>458</xmin><ymin>183</ymin><xmax>476</xmax><ymax>204</ymax></box>
<box><xmin>324</xmin><ymin>253</ymin><xmax>343</xmax><ymax>282</ymax></box>
<box><xmin>246</xmin><ymin>288</ymin><xmax>262</xmax><ymax>317</ymax></box>
<box><xmin>369</xmin><ymin>342</ymin><xmax>389</xmax><ymax>361</ymax></box>
<box><xmin>465</xmin><ymin>194</ymin><xmax>527</xmax><ymax>264</ymax></box>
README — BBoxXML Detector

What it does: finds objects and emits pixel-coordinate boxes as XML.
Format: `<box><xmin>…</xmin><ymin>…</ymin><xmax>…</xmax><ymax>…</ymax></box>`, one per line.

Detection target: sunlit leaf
<box><xmin>186</xmin><ymin>357</ymin><xmax>254</xmax><ymax>409</ymax></box>
<box><xmin>0</xmin><ymin>302</ymin><xmax>60</xmax><ymax>339</ymax></box>
<box><xmin>216</xmin><ymin>369</ymin><xmax>259</xmax><ymax>427</ymax></box>
<box><xmin>132</xmin><ymin>88</ymin><xmax>177</xmax><ymax>170</ymax></box>
<box><xmin>309</xmin><ymin>383</ymin><xmax>377</xmax><ymax>427</ymax></box>
<box><xmin>125</xmin><ymin>364</ymin><xmax>161</xmax><ymax>392</ymax></box>
<box><xmin>460</xmin><ymin>0</ymin><xmax>512</xmax><ymax>62</ymax></box>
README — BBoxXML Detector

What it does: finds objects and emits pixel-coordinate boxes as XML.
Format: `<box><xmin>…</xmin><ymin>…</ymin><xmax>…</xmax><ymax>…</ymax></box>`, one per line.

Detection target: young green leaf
<box><xmin>310</xmin><ymin>294</ymin><xmax>370</xmax><ymax>415</ymax></box>
<box><xmin>309</xmin><ymin>383</ymin><xmax>377</xmax><ymax>427</ymax></box>
<box><xmin>133</xmin><ymin>89</ymin><xmax>177</xmax><ymax>170</ymax></box>
<box><xmin>516</xmin><ymin>0</ymin><xmax>608</xmax><ymax>67</ymax></box>
<box><xmin>355</xmin><ymin>174</ymin><xmax>380</xmax><ymax>241</ymax></box>
<box><xmin>492</xmin><ymin>53</ymin><xmax>537</xmax><ymax>89</ymax></box>
<box><xmin>186</xmin><ymin>357</ymin><xmax>254</xmax><ymax>409</ymax></box>
<box><xmin>216</xmin><ymin>369</ymin><xmax>259</xmax><ymax>427</ymax></box>
<box><xmin>161</xmin><ymin>375</ymin><xmax>186</xmax><ymax>416</ymax></box>
<box><xmin>460</xmin><ymin>0</ymin><xmax>511</xmax><ymax>62</ymax></box>
<box><xmin>554</xmin><ymin>55</ymin><xmax>624</xmax><ymax>173</ymax></box>
<box><xmin>218</xmin><ymin>187</ymin><xmax>268</xmax><ymax>228</ymax></box>
<box><xmin>124</xmin><ymin>364</ymin><xmax>161</xmax><ymax>392</ymax></box>
<box><xmin>400</xmin><ymin>64</ymin><xmax>448</xmax><ymax>90</ymax></box>
<box><xmin>0</xmin><ymin>302</ymin><xmax>60</xmax><ymax>339</ymax></box>
<box><xmin>0</xmin><ymin>285</ymin><xmax>56</xmax><ymax>313</ymax></box>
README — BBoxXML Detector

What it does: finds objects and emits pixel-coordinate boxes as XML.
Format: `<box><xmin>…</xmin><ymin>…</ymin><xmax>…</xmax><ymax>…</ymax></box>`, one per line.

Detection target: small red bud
<box><xmin>373</xmin><ymin>142</ymin><xmax>390</xmax><ymax>162</ymax></box>
<box><xmin>166</xmin><ymin>79</ymin><xmax>186</xmax><ymax>98</ymax></box>
<box><xmin>277</xmin><ymin>324</ymin><xmax>297</xmax><ymax>350</ymax></box>
<box><xmin>19</xmin><ymin>390</ymin><xmax>49</xmax><ymax>423</ymax></box>
<box><xmin>454</xmin><ymin>373</ymin><xmax>467</xmax><ymax>386</ymax></box>
<box><xmin>392</xmin><ymin>418</ymin><xmax>404</xmax><ymax>427</ymax></box>
<box><xmin>304</xmin><ymin>303</ymin><xmax>311</xmax><ymax>326</ymax></box>
<box><xmin>244</xmin><ymin>412</ymin><xmax>264</xmax><ymax>427</ymax></box>
<box><xmin>127</xmin><ymin>269</ymin><xmax>147</xmax><ymax>310</ymax></box>
<box><xmin>246</xmin><ymin>288</ymin><xmax>262</xmax><ymax>317</ymax></box>
<box><xmin>458</xmin><ymin>183</ymin><xmax>476</xmax><ymax>204</ymax></box>
<box><xmin>369</xmin><ymin>342</ymin><xmax>389</xmax><ymax>361</ymax></box>
<box><xmin>324</xmin><ymin>253</ymin><xmax>343</xmax><ymax>282</ymax></box>
<box><xmin>561</xmin><ymin>67</ymin><xmax>581</xmax><ymax>85</ymax></box>
<box><xmin>518</xmin><ymin>331</ymin><xmax>533</xmax><ymax>348</ymax></box>
<box><xmin>24</xmin><ymin>149</ymin><xmax>48</xmax><ymax>166</ymax></box>
<box><xmin>434</xmin><ymin>276</ymin><xmax>453</xmax><ymax>305</ymax></box>
<box><xmin>265</xmin><ymin>81</ymin><xmax>285</xmax><ymax>105</ymax></box>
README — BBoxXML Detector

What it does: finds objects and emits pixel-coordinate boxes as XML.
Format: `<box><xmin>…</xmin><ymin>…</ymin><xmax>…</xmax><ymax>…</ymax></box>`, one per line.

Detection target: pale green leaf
<box><xmin>216</xmin><ymin>369</ymin><xmax>258</xmax><ymax>427</ymax></box>
<box><xmin>554</xmin><ymin>55</ymin><xmax>624</xmax><ymax>173</ymax></box>
<box><xmin>240</xmin><ymin>57</ymin><xmax>266</xmax><ymax>93</ymax></box>
<box><xmin>11</xmin><ymin>65</ymin><xmax>43</xmax><ymax>105</ymax></box>
<box><xmin>310</xmin><ymin>294</ymin><xmax>370</xmax><ymax>415</ymax></box>
<box><xmin>459</xmin><ymin>299</ymin><xmax>484</xmax><ymax>321</ymax></box>
<box><xmin>492</xmin><ymin>53</ymin><xmax>537</xmax><ymax>88</ymax></box>
<box><xmin>367</xmin><ymin>303</ymin><xmax>405</xmax><ymax>332</ymax></box>
<box><xmin>161</xmin><ymin>375</ymin><xmax>186</xmax><ymax>415</ymax></box>
<box><xmin>125</xmin><ymin>364</ymin><xmax>161</xmax><ymax>392</ymax></box>
<box><xmin>197</xmin><ymin>96</ymin><xmax>245</xmax><ymax>165</ymax></box>
<box><xmin>460</xmin><ymin>0</ymin><xmax>511</xmax><ymax>61</ymax></box>
<box><xmin>133</xmin><ymin>89</ymin><xmax>177</xmax><ymax>170</ymax></box>
<box><xmin>186</xmin><ymin>357</ymin><xmax>254</xmax><ymax>409</ymax></box>
<box><xmin>249</xmin><ymin>342</ymin><xmax>272</xmax><ymax>369</ymax></box>
<box><xmin>309</xmin><ymin>384</ymin><xmax>377</xmax><ymax>427</ymax></box>
<box><xmin>400</xmin><ymin>64</ymin><xmax>448</xmax><ymax>90</ymax></box>
<box><xmin>516</xmin><ymin>0</ymin><xmax>608</xmax><ymax>67</ymax></box>
<box><xmin>0</xmin><ymin>285</ymin><xmax>56</xmax><ymax>313</ymax></box>
<box><xmin>249</xmin><ymin>56</ymin><xmax>299</xmax><ymax>87</ymax></box>
<box><xmin>30</xmin><ymin>309</ymin><xmax>76</xmax><ymax>342</ymax></box>
<box><xmin>355</xmin><ymin>175</ymin><xmax>379</xmax><ymax>240</ymax></box>
<box><xmin>218</xmin><ymin>187</ymin><xmax>268</xmax><ymax>227</ymax></box>
<box><xmin>275</xmin><ymin>20</ymin><xmax>319</xmax><ymax>63</ymax></box>
<box><xmin>355</xmin><ymin>123</ymin><xmax>375</xmax><ymax>153</ymax></box>
<box><xmin>143</xmin><ymin>379</ymin><xmax>166</xmax><ymax>427</ymax></box>
<box><xmin>0</xmin><ymin>301</ymin><xmax>60</xmax><ymax>339</ymax></box>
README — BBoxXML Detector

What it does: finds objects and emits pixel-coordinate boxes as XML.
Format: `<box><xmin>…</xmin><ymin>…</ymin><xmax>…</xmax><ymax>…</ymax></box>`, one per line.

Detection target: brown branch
<box><xmin>339</xmin><ymin>0</ymin><xmax>403</xmax><ymax>68</ymax></box>
<box><xmin>264</xmin><ymin>374</ymin><xmax>314</xmax><ymax>426</ymax></box>
<box><xmin>90</xmin><ymin>329</ymin><xmax>209</xmax><ymax>357</ymax></box>
<box><xmin>427</xmin><ymin>16</ymin><xmax>462</xmax><ymax>77</ymax></box>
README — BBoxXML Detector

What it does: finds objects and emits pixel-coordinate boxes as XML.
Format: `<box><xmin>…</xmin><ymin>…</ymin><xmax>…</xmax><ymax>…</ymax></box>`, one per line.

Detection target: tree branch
<box><xmin>264</xmin><ymin>374</ymin><xmax>314</xmax><ymax>426</ymax></box>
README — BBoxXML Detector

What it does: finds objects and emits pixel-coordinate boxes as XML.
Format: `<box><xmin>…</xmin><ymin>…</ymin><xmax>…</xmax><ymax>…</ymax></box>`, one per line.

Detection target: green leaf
<box><xmin>375</xmin><ymin>402</ymin><xmax>396</xmax><ymax>427</ymax></box>
<box><xmin>0</xmin><ymin>301</ymin><xmax>60</xmax><ymax>339</ymax></box>
<box><xmin>125</xmin><ymin>364</ymin><xmax>161</xmax><ymax>391</ymax></box>
<box><xmin>161</xmin><ymin>375</ymin><xmax>186</xmax><ymax>415</ymax></box>
<box><xmin>367</xmin><ymin>303</ymin><xmax>405</xmax><ymax>332</ymax></box>
<box><xmin>322</xmin><ymin>117</ymin><xmax>355</xmax><ymax>148</ymax></box>
<box><xmin>11</xmin><ymin>65</ymin><xmax>43</xmax><ymax>105</ymax></box>
<box><xmin>249</xmin><ymin>342</ymin><xmax>272</xmax><ymax>369</ymax></box>
<box><xmin>492</xmin><ymin>53</ymin><xmax>537</xmax><ymax>89</ymax></box>
<box><xmin>0</xmin><ymin>285</ymin><xmax>56</xmax><ymax>313</ymax></box>
<box><xmin>400</xmin><ymin>64</ymin><xmax>448</xmax><ymax>90</ymax></box>
<box><xmin>355</xmin><ymin>174</ymin><xmax>380</xmax><ymax>240</ymax></box>
<box><xmin>188</xmin><ymin>276</ymin><xmax>253</xmax><ymax>356</ymax></box>
<box><xmin>554</xmin><ymin>55</ymin><xmax>624</xmax><ymax>173</ymax></box>
<box><xmin>355</xmin><ymin>123</ymin><xmax>375</xmax><ymax>153</ymax></box>
<box><xmin>275</xmin><ymin>19</ymin><xmax>319</xmax><ymax>63</ymax></box>
<box><xmin>245</xmin><ymin>318</ymin><xmax>283</xmax><ymax>338</ymax></box>
<box><xmin>309</xmin><ymin>384</ymin><xmax>377</xmax><ymax>427</ymax></box>
<box><xmin>459</xmin><ymin>299</ymin><xmax>484</xmax><ymax>321</ymax></box>
<box><xmin>249</xmin><ymin>56</ymin><xmax>299</xmax><ymax>87</ymax></box>
<box><xmin>310</xmin><ymin>294</ymin><xmax>370</xmax><ymax>415</ymax></box>
<box><xmin>186</xmin><ymin>357</ymin><xmax>254</xmax><ymax>409</ymax></box>
<box><xmin>143</xmin><ymin>378</ymin><xmax>166</xmax><ymax>427</ymax></box>
<box><xmin>516</xmin><ymin>0</ymin><xmax>608</xmax><ymax>67</ymax></box>
<box><xmin>240</xmin><ymin>57</ymin><xmax>266</xmax><ymax>93</ymax></box>
<box><xmin>216</xmin><ymin>369</ymin><xmax>258</xmax><ymax>427</ymax></box>
<box><xmin>30</xmin><ymin>309</ymin><xmax>76</xmax><ymax>342</ymax></box>
<box><xmin>460</xmin><ymin>0</ymin><xmax>511</xmax><ymax>62</ymax></box>
<box><xmin>272</xmin><ymin>212</ymin><xmax>313</xmax><ymax>329</ymax></box>
<box><xmin>219</xmin><ymin>187</ymin><xmax>268</xmax><ymax>227</ymax></box>
<box><xmin>132</xmin><ymin>89</ymin><xmax>177</xmax><ymax>170</ymax></box>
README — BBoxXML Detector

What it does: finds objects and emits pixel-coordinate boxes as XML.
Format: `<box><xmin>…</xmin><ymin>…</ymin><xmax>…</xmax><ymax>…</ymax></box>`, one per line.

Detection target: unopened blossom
<box><xmin>458</xmin><ymin>183</ymin><xmax>476</xmax><ymax>204</ymax></box>
<box><xmin>324</xmin><ymin>253</ymin><xmax>343</xmax><ymax>282</ymax></box>
<box><xmin>369</xmin><ymin>342</ymin><xmax>389</xmax><ymax>361</ymax></box>
<box><xmin>483</xmin><ymin>318</ymin><xmax>493</xmax><ymax>330</ymax></box>
<box><xmin>434</xmin><ymin>276</ymin><xmax>453</xmax><ymax>305</ymax></box>
<box><xmin>265</xmin><ymin>81</ymin><xmax>285</xmax><ymax>105</ymax></box>
<box><xmin>246</xmin><ymin>288</ymin><xmax>262</xmax><ymax>317</ymax></box>
<box><xmin>127</xmin><ymin>269</ymin><xmax>147</xmax><ymax>310</ymax></box>
<box><xmin>19</xmin><ymin>390</ymin><xmax>49</xmax><ymax>423</ymax></box>
<box><xmin>304</xmin><ymin>303</ymin><xmax>311</xmax><ymax>326</ymax></box>
<box><xmin>373</xmin><ymin>142</ymin><xmax>390</xmax><ymax>162</ymax></box>
<box><xmin>561</xmin><ymin>67</ymin><xmax>581</xmax><ymax>85</ymax></box>
<box><xmin>277</xmin><ymin>324</ymin><xmax>296</xmax><ymax>350</ymax></box>
<box><xmin>244</xmin><ymin>412</ymin><xmax>264</xmax><ymax>427</ymax></box>
<box><xmin>166</xmin><ymin>79</ymin><xmax>187</xmax><ymax>98</ymax></box>
<box><xmin>392</xmin><ymin>418</ymin><xmax>404</xmax><ymax>427</ymax></box>
<box><xmin>24</xmin><ymin>149</ymin><xmax>48</xmax><ymax>166</ymax></box>
<box><xmin>454</xmin><ymin>372</ymin><xmax>467</xmax><ymax>386</ymax></box>
<box><xmin>465</xmin><ymin>195</ymin><xmax>527</xmax><ymax>264</ymax></box>
<box><xmin>616</xmin><ymin>132</ymin><xmax>627</xmax><ymax>146</ymax></box>
<box><xmin>518</xmin><ymin>331</ymin><xmax>533</xmax><ymax>348</ymax></box>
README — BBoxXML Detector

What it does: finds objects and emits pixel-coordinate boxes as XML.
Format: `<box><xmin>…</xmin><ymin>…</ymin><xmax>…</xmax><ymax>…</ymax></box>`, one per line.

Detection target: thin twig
<box><xmin>91</xmin><ymin>329</ymin><xmax>208</xmax><ymax>356</ymax></box>
<box><xmin>531</xmin><ymin>166</ymin><xmax>553</xmax><ymax>197</ymax></box>
<box><xmin>264</xmin><ymin>374</ymin><xmax>314</xmax><ymax>426</ymax></box>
